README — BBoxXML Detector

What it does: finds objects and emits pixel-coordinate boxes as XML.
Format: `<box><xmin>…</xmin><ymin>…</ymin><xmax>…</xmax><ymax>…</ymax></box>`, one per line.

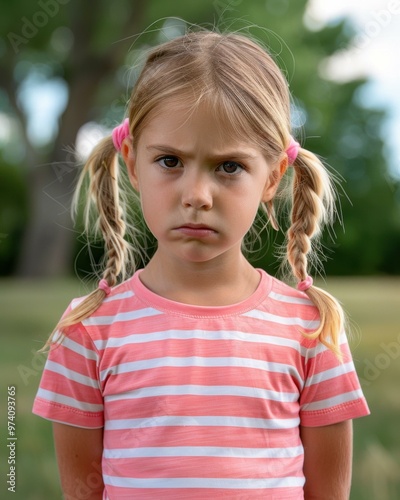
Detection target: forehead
<box><xmin>138</xmin><ymin>99</ymin><xmax>260</xmax><ymax>154</ymax></box>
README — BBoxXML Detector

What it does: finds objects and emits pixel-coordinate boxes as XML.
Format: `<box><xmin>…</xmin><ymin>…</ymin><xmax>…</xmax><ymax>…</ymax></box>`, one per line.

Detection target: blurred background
<box><xmin>0</xmin><ymin>0</ymin><xmax>399</xmax><ymax>498</ymax></box>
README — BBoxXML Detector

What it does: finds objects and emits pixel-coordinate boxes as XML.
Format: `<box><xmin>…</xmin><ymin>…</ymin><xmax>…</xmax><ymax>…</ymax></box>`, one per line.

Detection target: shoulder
<box><xmin>260</xmin><ymin>271</ymin><xmax>319</xmax><ymax>317</ymax></box>
<box><xmin>70</xmin><ymin>275</ymin><xmax>137</xmax><ymax>316</ymax></box>
<box><xmin>244</xmin><ymin>271</ymin><xmax>319</xmax><ymax>342</ymax></box>
<box><xmin>56</xmin><ymin>275</ymin><xmax>139</xmax><ymax>347</ymax></box>
<box><xmin>269</xmin><ymin>274</ymin><xmax>313</xmax><ymax>304</ymax></box>
<box><xmin>249</xmin><ymin>271</ymin><xmax>321</xmax><ymax>346</ymax></box>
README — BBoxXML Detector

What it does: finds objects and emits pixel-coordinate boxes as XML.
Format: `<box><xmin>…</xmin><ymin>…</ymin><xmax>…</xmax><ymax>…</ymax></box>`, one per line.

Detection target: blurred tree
<box><xmin>0</xmin><ymin>0</ymin><xmax>398</xmax><ymax>277</ymax></box>
<box><xmin>0</xmin><ymin>0</ymin><xmax>222</xmax><ymax>277</ymax></box>
<box><xmin>1</xmin><ymin>0</ymin><xmax>147</xmax><ymax>275</ymax></box>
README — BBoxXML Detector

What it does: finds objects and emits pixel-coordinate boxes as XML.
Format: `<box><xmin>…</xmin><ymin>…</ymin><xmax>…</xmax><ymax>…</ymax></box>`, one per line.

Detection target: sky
<box><xmin>306</xmin><ymin>0</ymin><xmax>400</xmax><ymax>177</ymax></box>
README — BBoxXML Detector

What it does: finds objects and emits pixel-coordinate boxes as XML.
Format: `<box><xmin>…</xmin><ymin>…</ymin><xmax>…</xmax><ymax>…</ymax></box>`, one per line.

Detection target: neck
<box><xmin>139</xmin><ymin>251</ymin><xmax>260</xmax><ymax>306</ymax></box>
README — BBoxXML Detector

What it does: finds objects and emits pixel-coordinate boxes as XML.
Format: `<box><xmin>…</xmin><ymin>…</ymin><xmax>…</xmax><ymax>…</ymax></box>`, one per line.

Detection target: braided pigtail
<box><xmin>43</xmin><ymin>130</ymin><xmax>138</xmax><ymax>349</ymax></box>
<box><xmin>286</xmin><ymin>146</ymin><xmax>345</xmax><ymax>360</ymax></box>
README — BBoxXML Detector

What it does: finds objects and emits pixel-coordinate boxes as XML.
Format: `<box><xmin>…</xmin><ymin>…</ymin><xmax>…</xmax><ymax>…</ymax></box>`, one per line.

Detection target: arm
<box><xmin>53</xmin><ymin>422</ymin><xmax>104</xmax><ymax>500</ymax></box>
<box><xmin>300</xmin><ymin>420</ymin><xmax>353</xmax><ymax>500</ymax></box>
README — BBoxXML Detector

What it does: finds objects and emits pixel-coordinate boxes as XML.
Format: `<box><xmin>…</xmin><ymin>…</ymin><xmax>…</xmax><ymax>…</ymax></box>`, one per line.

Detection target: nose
<box><xmin>181</xmin><ymin>171</ymin><xmax>214</xmax><ymax>210</ymax></box>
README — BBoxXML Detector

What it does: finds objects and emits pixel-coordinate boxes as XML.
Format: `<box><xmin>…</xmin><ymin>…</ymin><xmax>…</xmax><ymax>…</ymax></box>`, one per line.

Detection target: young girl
<box><xmin>33</xmin><ymin>29</ymin><xmax>369</xmax><ymax>500</ymax></box>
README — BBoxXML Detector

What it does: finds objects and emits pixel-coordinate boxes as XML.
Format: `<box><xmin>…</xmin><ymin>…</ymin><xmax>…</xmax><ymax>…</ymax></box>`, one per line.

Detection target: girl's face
<box><xmin>123</xmin><ymin>102</ymin><xmax>285</xmax><ymax>268</ymax></box>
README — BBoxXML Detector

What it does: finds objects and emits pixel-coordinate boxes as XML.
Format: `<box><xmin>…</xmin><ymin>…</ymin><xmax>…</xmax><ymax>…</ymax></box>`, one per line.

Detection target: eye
<box><xmin>217</xmin><ymin>161</ymin><xmax>244</xmax><ymax>175</ymax></box>
<box><xmin>157</xmin><ymin>156</ymin><xmax>181</xmax><ymax>169</ymax></box>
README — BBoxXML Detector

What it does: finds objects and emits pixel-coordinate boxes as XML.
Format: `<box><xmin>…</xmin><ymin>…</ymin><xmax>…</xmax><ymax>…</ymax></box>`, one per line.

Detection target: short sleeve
<box><xmin>299</xmin><ymin>331</ymin><xmax>370</xmax><ymax>427</ymax></box>
<box><xmin>32</xmin><ymin>316</ymin><xmax>104</xmax><ymax>429</ymax></box>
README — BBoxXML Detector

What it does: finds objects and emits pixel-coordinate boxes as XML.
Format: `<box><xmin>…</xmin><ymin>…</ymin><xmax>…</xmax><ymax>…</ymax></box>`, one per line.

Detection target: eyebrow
<box><xmin>146</xmin><ymin>145</ymin><xmax>258</xmax><ymax>161</ymax></box>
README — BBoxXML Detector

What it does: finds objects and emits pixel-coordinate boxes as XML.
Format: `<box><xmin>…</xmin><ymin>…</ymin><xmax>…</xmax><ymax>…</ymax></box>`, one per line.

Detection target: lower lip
<box><xmin>175</xmin><ymin>227</ymin><xmax>217</xmax><ymax>238</ymax></box>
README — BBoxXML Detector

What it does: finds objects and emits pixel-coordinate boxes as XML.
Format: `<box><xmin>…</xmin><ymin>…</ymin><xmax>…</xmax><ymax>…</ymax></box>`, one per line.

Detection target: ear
<box><xmin>261</xmin><ymin>156</ymin><xmax>288</xmax><ymax>203</ymax></box>
<box><xmin>121</xmin><ymin>138</ymin><xmax>139</xmax><ymax>192</ymax></box>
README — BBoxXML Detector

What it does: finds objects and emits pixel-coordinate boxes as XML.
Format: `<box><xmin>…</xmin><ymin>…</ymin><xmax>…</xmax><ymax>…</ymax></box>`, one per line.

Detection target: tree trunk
<box><xmin>17</xmin><ymin>77</ymin><xmax>96</xmax><ymax>277</ymax></box>
<box><xmin>16</xmin><ymin>0</ymin><xmax>147</xmax><ymax>277</ymax></box>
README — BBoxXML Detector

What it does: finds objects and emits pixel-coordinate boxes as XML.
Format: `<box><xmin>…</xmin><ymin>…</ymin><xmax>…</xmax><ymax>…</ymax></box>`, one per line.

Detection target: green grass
<box><xmin>0</xmin><ymin>278</ymin><xmax>86</xmax><ymax>500</ymax></box>
<box><xmin>317</xmin><ymin>277</ymin><xmax>400</xmax><ymax>500</ymax></box>
<box><xmin>0</xmin><ymin>277</ymin><xmax>399</xmax><ymax>499</ymax></box>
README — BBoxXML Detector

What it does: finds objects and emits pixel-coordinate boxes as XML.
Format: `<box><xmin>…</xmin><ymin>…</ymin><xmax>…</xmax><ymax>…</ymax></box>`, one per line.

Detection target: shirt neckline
<box><xmin>130</xmin><ymin>268</ymin><xmax>272</xmax><ymax>318</ymax></box>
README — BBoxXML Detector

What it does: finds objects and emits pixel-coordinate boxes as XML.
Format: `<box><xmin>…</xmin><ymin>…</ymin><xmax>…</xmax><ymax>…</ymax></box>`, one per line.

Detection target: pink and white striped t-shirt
<box><xmin>33</xmin><ymin>269</ymin><xmax>369</xmax><ymax>499</ymax></box>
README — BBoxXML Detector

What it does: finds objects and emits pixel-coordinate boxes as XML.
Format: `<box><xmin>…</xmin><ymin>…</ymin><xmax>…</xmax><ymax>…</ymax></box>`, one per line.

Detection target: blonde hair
<box><xmin>47</xmin><ymin>29</ymin><xmax>344</xmax><ymax>359</ymax></box>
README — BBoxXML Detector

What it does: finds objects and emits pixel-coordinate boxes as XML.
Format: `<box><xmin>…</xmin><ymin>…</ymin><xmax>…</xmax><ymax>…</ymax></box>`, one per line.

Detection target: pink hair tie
<box><xmin>98</xmin><ymin>279</ymin><xmax>111</xmax><ymax>296</ymax></box>
<box><xmin>112</xmin><ymin>118</ymin><xmax>130</xmax><ymax>151</ymax></box>
<box><xmin>297</xmin><ymin>275</ymin><xmax>313</xmax><ymax>292</ymax></box>
<box><xmin>286</xmin><ymin>137</ymin><xmax>300</xmax><ymax>165</ymax></box>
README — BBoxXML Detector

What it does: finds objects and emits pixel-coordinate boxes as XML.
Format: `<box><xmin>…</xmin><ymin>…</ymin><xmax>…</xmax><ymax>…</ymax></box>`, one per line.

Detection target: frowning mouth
<box><xmin>174</xmin><ymin>224</ymin><xmax>217</xmax><ymax>237</ymax></box>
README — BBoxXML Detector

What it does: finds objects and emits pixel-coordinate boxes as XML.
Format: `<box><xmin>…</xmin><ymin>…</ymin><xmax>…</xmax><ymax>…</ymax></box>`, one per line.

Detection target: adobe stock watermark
<box><xmin>8</xmin><ymin>0</ymin><xmax>70</xmax><ymax>54</ymax></box>
<box><xmin>51</xmin><ymin>151</ymin><xmax>78</xmax><ymax>183</ymax></box>
<box><xmin>353</xmin><ymin>0</ymin><xmax>400</xmax><ymax>50</ymax></box>
<box><xmin>63</xmin><ymin>461</ymin><xmax>103</xmax><ymax>500</ymax></box>
<box><xmin>17</xmin><ymin>349</ymin><xmax>47</xmax><ymax>386</ymax></box>
<box><xmin>359</xmin><ymin>332</ymin><xmax>400</xmax><ymax>387</ymax></box>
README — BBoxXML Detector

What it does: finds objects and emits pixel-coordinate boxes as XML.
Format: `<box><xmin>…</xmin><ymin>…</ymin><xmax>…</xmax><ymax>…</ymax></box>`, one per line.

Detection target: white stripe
<box><xmin>71</xmin><ymin>290</ymin><xmax>134</xmax><ymax>309</ymax></box>
<box><xmin>100</xmin><ymin>356</ymin><xmax>302</xmax><ymax>385</ymax></box>
<box><xmin>104</xmin><ymin>445</ymin><xmax>303</xmax><ymax>459</ymax></box>
<box><xmin>94</xmin><ymin>329</ymin><xmax>305</xmax><ymax>354</ymax></box>
<box><xmin>36</xmin><ymin>387</ymin><xmax>103</xmax><ymax>412</ymax></box>
<box><xmin>304</xmin><ymin>331</ymin><xmax>348</xmax><ymax>362</ymax></box>
<box><xmin>71</xmin><ymin>296</ymin><xmax>87</xmax><ymax>309</ymax></box>
<box><xmin>305</xmin><ymin>361</ymin><xmax>355</xmax><ymax>387</ymax></box>
<box><xmin>269</xmin><ymin>291</ymin><xmax>313</xmax><ymax>305</ymax></box>
<box><xmin>83</xmin><ymin>307</ymin><xmax>162</xmax><ymax>326</ymax></box>
<box><xmin>243</xmin><ymin>309</ymin><xmax>320</xmax><ymax>330</ymax></box>
<box><xmin>105</xmin><ymin>415</ymin><xmax>300</xmax><ymax>431</ymax></box>
<box><xmin>46</xmin><ymin>360</ymin><xmax>100</xmax><ymax>389</ymax></box>
<box><xmin>103</xmin><ymin>475</ymin><xmax>305</xmax><ymax>489</ymax></box>
<box><xmin>105</xmin><ymin>384</ymin><xmax>298</xmax><ymax>403</ymax></box>
<box><xmin>53</xmin><ymin>334</ymin><xmax>98</xmax><ymax>360</ymax></box>
<box><xmin>301</xmin><ymin>389</ymin><xmax>364</xmax><ymax>411</ymax></box>
<box><xmin>103</xmin><ymin>291</ymin><xmax>135</xmax><ymax>302</ymax></box>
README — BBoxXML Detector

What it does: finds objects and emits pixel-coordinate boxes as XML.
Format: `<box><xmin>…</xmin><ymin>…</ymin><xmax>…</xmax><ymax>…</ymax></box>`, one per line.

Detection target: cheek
<box><xmin>139</xmin><ymin>190</ymin><xmax>169</xmax><ymax>233</ymax></box>
<box><xmin>245</xmin><ymin>204</ymin><xmax>261</xmax><ymax>228</ymax></box>
<box><xmin>228</xmin><ymin>198</ymin><xmax>260</xmax><ymax>234</ymax></box>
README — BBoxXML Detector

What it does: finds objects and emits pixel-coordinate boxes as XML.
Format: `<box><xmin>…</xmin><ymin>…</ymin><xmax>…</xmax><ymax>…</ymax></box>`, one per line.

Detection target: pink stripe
<box><xmin>104</xmin><ymin>426</ymin><xmax>301</xmax><ymax>449</ymax></box>
<box><xmin>104</xmin><ymin>395</ymin><xmax>299</xmax><ymax>420</ymax></box>
<box><xmin>103</xmin><ymin>456</ymin><xmax>304</xmax><ymax>478</ymax></box>
<box><xmin>32</xmin><ymin>398</ymin><xmax>103</xmax><ymax>427</ymax></box>
<box><xmin>103</xmin><ymin>486</ymin><xmax>302</xmax><ymax>499</ymax></box>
